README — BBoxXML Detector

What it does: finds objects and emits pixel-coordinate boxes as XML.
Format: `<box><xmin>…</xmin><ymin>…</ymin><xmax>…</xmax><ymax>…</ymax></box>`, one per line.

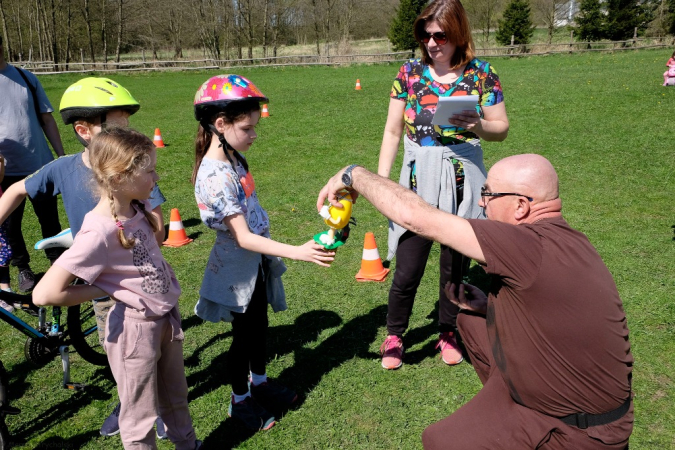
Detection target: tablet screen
<box><xmin>431</xmin><ymin>95</ymin><xmax>479</xmax><ymax>126</ymax></box>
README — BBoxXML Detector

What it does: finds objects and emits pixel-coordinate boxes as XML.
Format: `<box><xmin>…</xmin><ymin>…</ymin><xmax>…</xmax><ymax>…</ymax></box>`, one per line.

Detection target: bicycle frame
<box><xmin>0</xmin><ymin>307</ymin><xmax>45</xmax><ymax>339</ymax></box>
<box><xmin>0</xmin><ymin>291</ymin><xmax>86</xmax><ymax>390</ymax></box>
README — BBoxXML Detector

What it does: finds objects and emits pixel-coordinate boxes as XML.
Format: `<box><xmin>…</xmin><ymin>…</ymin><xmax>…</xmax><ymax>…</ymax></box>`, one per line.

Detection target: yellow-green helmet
<box><xmin>59</xmin><ymin>77</ymin><xmax>140</xmax><ymax>125</ymax></box>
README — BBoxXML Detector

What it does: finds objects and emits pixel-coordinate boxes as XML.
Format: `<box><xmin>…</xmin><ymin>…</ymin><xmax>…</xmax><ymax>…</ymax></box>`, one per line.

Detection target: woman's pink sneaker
<box><xmin>436</xmin><ymin>331</ymin><xmax>463</xmax><ymax>365</ymax></box>
<box><xmin>380</xmin><ymin>335</ymin><xmax>404</xmax><ymax>370</ymax></box>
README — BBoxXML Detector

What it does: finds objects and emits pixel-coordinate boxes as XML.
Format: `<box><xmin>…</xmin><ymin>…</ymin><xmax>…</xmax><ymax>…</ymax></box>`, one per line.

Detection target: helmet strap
<box><xmin>205</xmin><ymin>122</ymin><xmax>239</xmax><ymax>168</ymax></box>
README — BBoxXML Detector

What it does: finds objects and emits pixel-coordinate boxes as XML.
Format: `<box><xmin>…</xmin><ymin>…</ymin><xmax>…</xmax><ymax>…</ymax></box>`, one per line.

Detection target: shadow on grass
<box><xmin>31</xmin><ymin>430</ymin><xmax>100</xmax><ymax>449</ymax></box>
<box><xmin>9</xmin><ymin>366</ymin><xmax>112</xmax><ymax>446</ymax></box>
<box><xmin>163</xmin><ymin>218</ymin><xmax>203</xmax><ymax>242</ymax></box>
<box><xmin>7</xmin><ymin>355</ymin><xmax>113</xmax><ymax>408</ymax></box>
<box><xmin>182</xmin><ymin>218</ymin><xmax>202</xmax><ymax>228</ymax></box>
<box><xmin>185</xmin><ymin>332</ymin><xmax>232</xmax><ymax>400</ymax></box>
<box><xmin>201</xmin><ymin>418</ymin><xmax>257</xmax><ymax>449</ymax></box>
<box><xmin>182</xmin><ymin>313</ymin><xmax>207</xmax><ymax>333</ymax></box>
<box><xmin>186</xmin><ymin>310</ymin><xmax>343</xmax><ymax>404</ymax></box>
<box><xmin>196</xmin><ymin>306</ymin><xmax>387</xmax><ymax>448</ymax></box>
<box><xmin>273</xmin><ymin>305</ymin><xmax>387</xmax><ymax>401</ymax></box>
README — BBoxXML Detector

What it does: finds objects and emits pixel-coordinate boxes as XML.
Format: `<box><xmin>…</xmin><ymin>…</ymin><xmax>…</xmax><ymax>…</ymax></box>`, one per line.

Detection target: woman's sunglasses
<box><xmin>420</xmin><ymin>31</ymin><xmax>448</xmax><ymax>45</ymax></box>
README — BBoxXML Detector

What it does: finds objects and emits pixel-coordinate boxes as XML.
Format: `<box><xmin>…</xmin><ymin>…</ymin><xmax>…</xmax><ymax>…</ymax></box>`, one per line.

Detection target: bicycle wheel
<box><xmin>67</xmin><ymin>301</ymin><xmax>108</xmax><ymax>367</ymax></box>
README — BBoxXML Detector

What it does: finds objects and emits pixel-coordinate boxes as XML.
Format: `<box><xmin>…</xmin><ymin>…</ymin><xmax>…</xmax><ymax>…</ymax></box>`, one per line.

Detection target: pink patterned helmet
<box><xmin>194</xmin><ymin>74</ymin><xmax>268</xmax><ymax>122</ymax></box>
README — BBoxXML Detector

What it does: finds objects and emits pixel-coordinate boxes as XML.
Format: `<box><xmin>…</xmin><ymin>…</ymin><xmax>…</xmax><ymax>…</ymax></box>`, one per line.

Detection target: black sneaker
<box><xmin>100</xmin><ymin>402</ymin><xmax>121</xmax><ymax>436</ymax></box>
<box><xmin>18</xmin><ymin>268</ymin><xmax>36</xmax><ymax>292</ymax></box>
<box><xmin>227</xmin><ymin>396</ymin><xmax>275</xmax><ymax>431</ymax></box>
<box><xmin>250</xmin><ymin>379</ymin><xmax>298</xmax><ymax>414</ymax></box>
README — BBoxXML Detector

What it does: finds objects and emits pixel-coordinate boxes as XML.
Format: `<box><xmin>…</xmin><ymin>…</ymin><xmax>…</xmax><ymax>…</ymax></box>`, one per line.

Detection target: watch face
<box><xmin>342</xmin><ymin>173</ymin><xmax>351</xmax><ymax>186</ymax></box>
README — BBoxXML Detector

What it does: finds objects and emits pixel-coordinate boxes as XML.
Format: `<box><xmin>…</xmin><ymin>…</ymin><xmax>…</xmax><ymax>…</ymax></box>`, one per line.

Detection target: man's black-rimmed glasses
<box><xmin>480</xmin><ymin>186</ymin><xmax>533</xmax><ymax>202</ymax></box>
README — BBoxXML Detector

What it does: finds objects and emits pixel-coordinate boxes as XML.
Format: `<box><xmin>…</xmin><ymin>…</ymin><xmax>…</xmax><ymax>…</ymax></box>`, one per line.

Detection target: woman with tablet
<box><xmin>377</xmin><ymin>0</ymin><xmax>509</xmax><ymax>371</ymax></box>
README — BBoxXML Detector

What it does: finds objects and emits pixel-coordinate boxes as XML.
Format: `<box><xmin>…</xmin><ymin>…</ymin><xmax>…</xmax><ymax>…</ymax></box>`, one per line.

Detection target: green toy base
<box><xmin>314</xmin><ymin>231</ymin><xmax>347</xmax><ymax>250</ymax></box>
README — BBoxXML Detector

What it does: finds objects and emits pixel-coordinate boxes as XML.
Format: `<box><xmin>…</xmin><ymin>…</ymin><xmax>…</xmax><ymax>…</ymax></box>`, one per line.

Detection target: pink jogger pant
<box><xmin>105</xmin><ymin>303</ymin><xmax>196</xmax><ymax>450</ymax></box>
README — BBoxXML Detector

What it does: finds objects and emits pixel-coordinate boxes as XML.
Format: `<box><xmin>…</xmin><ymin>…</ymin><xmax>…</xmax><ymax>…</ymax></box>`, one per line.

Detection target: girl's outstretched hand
<box><xmin>295</xmin><ymin>240</ymin><xmax>335</xmax><ymax>267</ymax></box>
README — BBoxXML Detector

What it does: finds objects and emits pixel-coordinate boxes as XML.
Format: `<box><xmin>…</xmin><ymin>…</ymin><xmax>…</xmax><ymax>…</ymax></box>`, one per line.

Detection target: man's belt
<box><xmin>559</xmin><ymin>395</ymin><xmax>632</xmax><ymax>430</ymax></box>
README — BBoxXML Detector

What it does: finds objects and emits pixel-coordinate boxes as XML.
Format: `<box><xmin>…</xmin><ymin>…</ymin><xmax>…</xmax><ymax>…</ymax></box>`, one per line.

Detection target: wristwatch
<box><xmin>342</xmin><ymin>164</ymin><xmax>360</xmax><ymax>187</ymax></box>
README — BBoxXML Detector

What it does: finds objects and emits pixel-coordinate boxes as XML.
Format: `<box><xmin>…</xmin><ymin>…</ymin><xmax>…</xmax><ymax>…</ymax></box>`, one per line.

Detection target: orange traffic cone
<box><xmin>153</xmin><ymin>128</ymin><xmax>165</xmax><ymax>148</ymax></box>
<box><xmin>355</xmin><ymin>232</ymin><xmax>389</xmax><ymax>282</ymax></box>
<box><xmin>163</xmin><ymin>208</ymin><xmax>193</xmax><ymax>247</ymax></box>
<box><xmin>355</xmin><ymin>79</ymin><xmax>362</xmax><ymax>90</ymax></box>
<box><xmin>261</xmin><ymin>104</ymin><xmax>270</xmax><ymax>118</ymax></box>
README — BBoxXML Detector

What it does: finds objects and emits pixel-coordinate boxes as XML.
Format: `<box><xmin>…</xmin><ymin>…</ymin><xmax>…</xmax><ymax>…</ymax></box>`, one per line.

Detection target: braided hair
<box><xmin>89</xmin><ymin>127</ymin><xmax>158</xmax><ymax>249</ymax></box>
<box><xmin>191</xmin><ymin>99</ymin><xmax>260</xmax><ymax>185</ymax></box>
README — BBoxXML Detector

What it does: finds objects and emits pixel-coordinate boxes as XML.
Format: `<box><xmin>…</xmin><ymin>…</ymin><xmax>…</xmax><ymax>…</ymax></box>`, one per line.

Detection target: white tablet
<box><xmin>431</xmin><ymin>95</ymin><xmax>479</xmax><ymax>126</ymax></box>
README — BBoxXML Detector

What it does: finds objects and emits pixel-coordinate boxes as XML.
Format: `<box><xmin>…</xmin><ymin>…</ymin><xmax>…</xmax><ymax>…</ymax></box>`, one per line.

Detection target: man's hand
<box><xmin>445</xmin><ymin>282</ymin><xmax>488</xmax><ymax>315</ymax></box>
<box><xmin>316</xmin><ymin>166</ymin><xmax>358</xmax><ymax>211</ymax></box>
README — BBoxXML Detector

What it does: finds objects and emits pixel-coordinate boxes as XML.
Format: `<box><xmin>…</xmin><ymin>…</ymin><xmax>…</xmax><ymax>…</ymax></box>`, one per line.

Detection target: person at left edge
<box><xmin>0</xmin><ymin>34</ymin><xmax>65</xmax><ymax>292</ymax></box>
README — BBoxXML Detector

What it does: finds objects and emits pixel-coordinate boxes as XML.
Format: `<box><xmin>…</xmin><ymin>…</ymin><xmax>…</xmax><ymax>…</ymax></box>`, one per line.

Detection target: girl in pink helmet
<box><xmin>191</xmin><ymin>75</ymin><xmax>334</xmax><ymax>431</ymax></box>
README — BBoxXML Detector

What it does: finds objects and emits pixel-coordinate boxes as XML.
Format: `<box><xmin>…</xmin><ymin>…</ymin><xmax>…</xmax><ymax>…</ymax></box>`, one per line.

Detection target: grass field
<box><xmin>1</xmin><ymin>48</ymin><xmax>674</xmax><ymax>449</ymax></box>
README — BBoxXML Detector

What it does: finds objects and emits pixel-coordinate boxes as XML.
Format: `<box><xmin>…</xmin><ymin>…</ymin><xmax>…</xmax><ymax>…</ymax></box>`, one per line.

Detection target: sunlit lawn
<box><xmin>1</xmin><ymin>48</ymin><xmax>673</xmax><ymax>449</ymax></box>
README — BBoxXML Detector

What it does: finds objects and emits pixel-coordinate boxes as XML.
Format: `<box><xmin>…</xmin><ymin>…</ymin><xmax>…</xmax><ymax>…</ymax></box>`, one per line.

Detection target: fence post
<box><xmin>510</xmin><ymin>35</ymin><xmax>515</xmax><ymax>55</ymax></box>
<box><xmin>142</xmin><ymin>49</ymin><xmax>146</xmax><ymax>69</ymax></box>
<box><xmin>569</xmin><ymin>30</ymin><xmax>574</xmax><ymax>52</ymax></box>
<box><xmin>633</xmin><ymin>27</ymin><xmax>637</xmax><ymax>47</ymax></box>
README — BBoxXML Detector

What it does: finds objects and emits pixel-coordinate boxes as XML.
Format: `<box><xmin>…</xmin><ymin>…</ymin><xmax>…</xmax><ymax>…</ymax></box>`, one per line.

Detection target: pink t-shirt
<box><xmin>56</xmin><ymin>203</ymin><xmax>180</xmax><ymax>318</ymax></box>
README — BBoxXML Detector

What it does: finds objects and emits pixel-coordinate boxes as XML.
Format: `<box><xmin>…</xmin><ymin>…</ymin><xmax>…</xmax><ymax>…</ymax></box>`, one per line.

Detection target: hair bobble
<box><xmin>115</xmin><ymin>220</ymin><xmax>124</xmax><ymax>230</ymax></box>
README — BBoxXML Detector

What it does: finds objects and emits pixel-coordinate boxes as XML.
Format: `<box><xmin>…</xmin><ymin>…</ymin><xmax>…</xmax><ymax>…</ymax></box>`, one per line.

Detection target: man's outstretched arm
<box><xmin>317</xmin><ymin>166</ymin><xmax>485</xmax><ymax>264</ymax></box>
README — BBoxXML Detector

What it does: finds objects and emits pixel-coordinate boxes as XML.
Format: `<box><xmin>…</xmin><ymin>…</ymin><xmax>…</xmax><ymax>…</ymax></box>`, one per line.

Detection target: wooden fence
<box><xmin>11</xmin><ymin>37</ymin><xmax>675</xmax><ymax>75</ymax></box>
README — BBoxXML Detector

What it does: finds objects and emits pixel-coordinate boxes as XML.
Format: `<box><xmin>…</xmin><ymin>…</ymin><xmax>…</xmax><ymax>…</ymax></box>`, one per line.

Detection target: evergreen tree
<box><xmin>496</xmin><ymin>0</ymin><xmax>535</xmax><ymax>46</ymax></box>
<box><xmin>388</xmin><ymin>0</ymin><xmax>427</xmax><ymax>55</ymax></box>
<box><xmin>603</xmin><ymin>0</ymin><xmax>652</xmax><ymax>40</ymax></box>
<box><xmin>575</xmin><ymin>0</ymin><xmax>605</xmax><ymax>41</ymax></box>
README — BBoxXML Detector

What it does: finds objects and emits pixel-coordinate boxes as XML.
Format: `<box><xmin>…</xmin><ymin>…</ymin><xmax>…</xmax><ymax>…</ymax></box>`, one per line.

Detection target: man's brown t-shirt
<box><xmin>468</xmin><ymin>217</ymin><xmax>633</xmax><ymax>417</ymax></box>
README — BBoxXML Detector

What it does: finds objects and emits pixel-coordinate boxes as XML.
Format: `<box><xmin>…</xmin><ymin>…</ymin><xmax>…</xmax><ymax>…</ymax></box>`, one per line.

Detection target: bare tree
<box><xmin>101</xmin><ymin>0</ymin><xmax>108</xmax><ymax>64</ymax></box>
<box><xmin>168</xmin><ymin>7</ymin><xmax>183</xmax><ymax>58</ymax></box>
<box><xmin>0</xmin><ymin>0</ymin><xmax>11</xmax><ymax>58</ymax></box>
<box><xmin>465</xmin><ymin>0</ymin><xmax>503</xmax><ymax>46</ymax></box>
<box><xmin>533</xmin><ymin>0</ymin><xmax>568</xmax><ymax>44</ymax></box>
<box><xmin>48</xmin><ymin>0</ymin><xmax>58</xmax><ymax>67</ymax></box>
<box><xmin>81</xmin><ymin>0</ymin><xmax>96</xmax><ymax>62</ymax></box>
<box><xmin>194</xmin><ymin>0</ymin><xmax>226</xmax><ymax>60</ymax></box>
<box><xmin>64</xmin><ymin>0</ymin><xmax>73</xmax><ymax>69</ymax></box>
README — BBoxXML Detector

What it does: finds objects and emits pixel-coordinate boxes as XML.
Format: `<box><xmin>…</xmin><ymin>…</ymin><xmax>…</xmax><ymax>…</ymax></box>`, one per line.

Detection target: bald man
<box><xmin>317</xmin><ymin>154</ymin><xmax>633</xmax><ymax>449</ymax></box>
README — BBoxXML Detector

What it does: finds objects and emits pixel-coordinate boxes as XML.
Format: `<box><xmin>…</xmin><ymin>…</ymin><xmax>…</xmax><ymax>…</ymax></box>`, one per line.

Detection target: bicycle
<box><xmin>0</xmin><ymin>228</ymin><xmax>108</xmax><ymax>381</ymax></box>
<box><xmin>0</xmin><ymin>229</ymin><xmax>110</xmax><ymax>449</ymax></box>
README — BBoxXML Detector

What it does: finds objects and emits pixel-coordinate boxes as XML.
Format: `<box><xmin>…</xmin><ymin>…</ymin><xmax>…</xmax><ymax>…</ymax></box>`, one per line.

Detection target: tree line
<box><xmin>2</xmin><ymin>0</ymin><xmax>674</xmax><ymax>68</ymax></box>
<box><xmin>390</xmin><ymin>0</ymin><xmax>674</xmax><ymax>51</ymax></box>
<box><xmin>0</xmin><ymin>0</ymin><xmax>399</xmax><ymax>66</ymax></box>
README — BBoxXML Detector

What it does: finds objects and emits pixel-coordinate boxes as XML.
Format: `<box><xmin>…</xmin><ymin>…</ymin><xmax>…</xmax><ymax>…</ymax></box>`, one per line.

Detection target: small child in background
<box><xmin>33</xmin><ymin>128</ymin><xmax>200</xmax><ymax>450</ymax></box>
<box><xmin>663</xmin><ymin>49</ymin><xmax>675</xmax><ymax>86</ymax></box>
<box><xmin>0</xmin><ymin>154</ymin><xmax>13</xmax><ymax>311</ymax></box>
<box><xmin>192</xmin><ymin>75</ymin><xmax>334</xmax><ymax>431</ymax></box>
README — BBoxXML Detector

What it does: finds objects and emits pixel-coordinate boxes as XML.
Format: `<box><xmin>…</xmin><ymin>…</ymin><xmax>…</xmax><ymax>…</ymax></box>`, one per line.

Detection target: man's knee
<box><xmin>422</xmin><ymin>419</ymin><xmax>450</xmax><ymax>450</ymax></box>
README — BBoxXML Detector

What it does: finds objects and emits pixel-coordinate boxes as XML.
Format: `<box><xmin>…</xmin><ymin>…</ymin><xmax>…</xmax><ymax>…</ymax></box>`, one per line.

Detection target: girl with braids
<box><xmin>33</xmin><ymin>127</ymin><xmax>201</xmax><ymax>450</ymax></box>
<box><xmin>192</xmin><ymin>75</ymin><xmax>334</xmax><ymax>431</ymax></box>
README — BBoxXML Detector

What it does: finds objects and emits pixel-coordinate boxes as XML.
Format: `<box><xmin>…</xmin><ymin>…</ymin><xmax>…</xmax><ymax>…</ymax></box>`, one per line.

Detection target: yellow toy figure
<box><xmin>315</xmin><ymin>190</ymin><xmax>354</xmax><ymax>250</ymax></box>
